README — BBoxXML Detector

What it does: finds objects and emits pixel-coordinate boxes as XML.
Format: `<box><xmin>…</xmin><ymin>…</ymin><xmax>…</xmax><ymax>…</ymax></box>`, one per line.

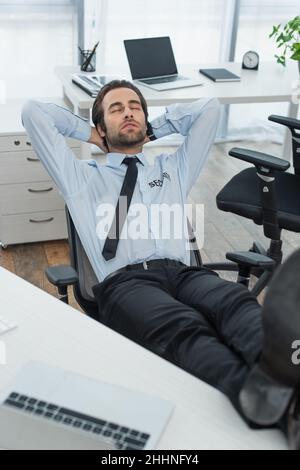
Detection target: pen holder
<box><xmin>80</xmin><ymin>49</ymin><xmax>96</xmax><ymax>72</ymax></box>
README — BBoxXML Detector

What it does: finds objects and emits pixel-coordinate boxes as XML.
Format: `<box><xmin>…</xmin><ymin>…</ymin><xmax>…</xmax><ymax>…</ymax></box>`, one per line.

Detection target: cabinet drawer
<box><xmin>0</xmin><ymin>210</ymin><xmax>67</xmax><ymax>245</ymax></box>
<box><xmin>0</xmin><ymin>134</ymin><xmax>80</xmax><ymax>152</ymax></box>
<box><xmin>0</xmin><ymin>182</ymin><xmax>64</xmax><ymax>215</ymax></box>
<box><xmin>0</xmin><ymin>149</ymin><xmax>81</xmax><ymax>184</ymax></box>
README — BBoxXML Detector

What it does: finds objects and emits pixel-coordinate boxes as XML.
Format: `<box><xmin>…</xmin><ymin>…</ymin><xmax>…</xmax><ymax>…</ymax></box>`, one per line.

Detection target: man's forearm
<box><xmin>21</xmin><ymin>100</ymin><xmax>94</xmax><ymax>195</ymax></box>
<box><xmin>150</xmin><ymin>98</ymin><xmax>219</xmax><ymax>140</ymax></box>
<box><xmin>22</xmin><ymin>101</ymin><xmax>91</xmax><ymax>143</ymax></box>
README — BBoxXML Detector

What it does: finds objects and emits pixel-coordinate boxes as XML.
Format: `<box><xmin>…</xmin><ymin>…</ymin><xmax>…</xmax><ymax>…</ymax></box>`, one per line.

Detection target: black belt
<box><xmin>104</xmin><ymin>258</ymin><xmax>186</xmax><ymax>282</ymax></box>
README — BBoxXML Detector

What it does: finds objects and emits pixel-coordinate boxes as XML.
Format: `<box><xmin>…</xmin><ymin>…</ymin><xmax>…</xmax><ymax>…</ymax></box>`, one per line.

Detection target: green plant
<box><xmin>269</xmin><ymin>15</ymin><xmax>300</xmax><ymax>66</ymax></box>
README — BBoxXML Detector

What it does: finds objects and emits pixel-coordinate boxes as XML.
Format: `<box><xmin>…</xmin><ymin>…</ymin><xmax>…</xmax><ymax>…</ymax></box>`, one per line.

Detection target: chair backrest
<box><xmin>65</xmin><ymin>207</ymin><xmax>202</xmax><ymax>317</ymax></box>
<box><xmin>66</xmin><ymin>207</ymin><xmax>99</xmax><ymax>320</ymax></box>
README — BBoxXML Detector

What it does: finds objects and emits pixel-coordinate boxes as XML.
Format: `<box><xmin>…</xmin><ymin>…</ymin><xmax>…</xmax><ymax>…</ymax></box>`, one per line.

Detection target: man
<box><xmin>22</xmin><ymin>80</ymin><xmax>300</xmax><ymax>448</ymax></box>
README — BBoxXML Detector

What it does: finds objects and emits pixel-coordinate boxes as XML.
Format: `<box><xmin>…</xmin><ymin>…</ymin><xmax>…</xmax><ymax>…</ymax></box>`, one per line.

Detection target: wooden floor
<box><xmin>1</xmin><ymin>139</ymin><xmax>299</xmax><ymax>312</ymax></box>
<box><xmin>0</xmin><ymin>238</ymin><xmax>82</xmax><ymax>310</ymax></box>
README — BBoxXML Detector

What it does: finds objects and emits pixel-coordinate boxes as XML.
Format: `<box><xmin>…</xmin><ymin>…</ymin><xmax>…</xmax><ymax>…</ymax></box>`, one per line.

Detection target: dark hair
<box><xmin>92</xmin><ymin>79</ymin><xmax>148</xmax><ymax>131</ymax></box>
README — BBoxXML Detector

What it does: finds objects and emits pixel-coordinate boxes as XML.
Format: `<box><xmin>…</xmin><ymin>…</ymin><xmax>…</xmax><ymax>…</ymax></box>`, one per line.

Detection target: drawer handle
<box><xmin>26</xmin><ymin>157</ymin><xmax>40</xmax><ymax>162</ymax></box>
<box><xmin>29</xmin><ymin>217</ymin><xmax>54</xmax><ymax>223</ymax></box>
<box><xmin>26</xmin><ymin>141</ymin><xmax>32</xmax><ymax>146</ymax></box>
<box><xmin>28</xmin><ymin>187</ymin><xmax>53</xmax><ymax>193</ymax></box>
<box><xmin>14</xmin><ymin>140</ymin><xmax>20</xmax><ymax>146</ymax></box>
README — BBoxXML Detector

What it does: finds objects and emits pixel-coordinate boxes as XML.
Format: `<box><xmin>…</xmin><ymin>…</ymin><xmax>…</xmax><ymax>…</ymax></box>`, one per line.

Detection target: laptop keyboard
<box><xmin>4</xmin><ymin>392</ymin><xmax>150</xmax><ymax>450</ymax></box>
<box><xmin>141</xmin><ymin>75</ymin><xmax>187</xmax><ymax>84</ymax></box>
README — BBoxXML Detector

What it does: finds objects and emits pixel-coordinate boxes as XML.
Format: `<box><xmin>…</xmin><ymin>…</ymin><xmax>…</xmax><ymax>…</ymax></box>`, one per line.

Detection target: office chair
<box><xmin>216</xmin><ymin>114</ymin><xmax>300</xmax><ymax>295</ymax></box>
<box><xmin>46</xmin><ymin>206</ymin><xmax>275</xmax><ymax>320</ymax></box>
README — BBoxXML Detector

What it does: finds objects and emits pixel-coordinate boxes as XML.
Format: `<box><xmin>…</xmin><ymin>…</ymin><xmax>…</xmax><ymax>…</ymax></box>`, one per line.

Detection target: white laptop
<box><xmin>0</xmin><ymin>361</ymin><xmax>173</xmax><ymax>450</ymax></box>
<box><xmin>124</xmin><ymin>36</ymin><xmax>202</xmax><ymax>91</ymax></box>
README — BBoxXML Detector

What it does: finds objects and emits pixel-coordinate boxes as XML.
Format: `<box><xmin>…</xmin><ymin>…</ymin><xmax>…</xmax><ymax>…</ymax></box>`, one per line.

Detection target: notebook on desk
<box><xmin>199</xmin><ymin>68</ymin><xmax>241</xmax><ymax>82</ymax></box>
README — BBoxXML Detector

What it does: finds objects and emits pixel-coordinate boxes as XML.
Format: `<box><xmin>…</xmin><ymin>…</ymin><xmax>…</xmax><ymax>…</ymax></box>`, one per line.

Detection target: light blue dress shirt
<box><xmin>22</xmin><ymin>98</ymin><xmax>220</xmax><ymax>282</ymax></box>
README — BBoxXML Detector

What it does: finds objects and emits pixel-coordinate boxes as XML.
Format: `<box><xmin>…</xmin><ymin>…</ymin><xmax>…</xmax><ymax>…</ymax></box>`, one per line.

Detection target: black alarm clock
<box><xmin>242</xmin><ymin>51</ymin><xmax>259</xmax><ymax>70</ymax></box>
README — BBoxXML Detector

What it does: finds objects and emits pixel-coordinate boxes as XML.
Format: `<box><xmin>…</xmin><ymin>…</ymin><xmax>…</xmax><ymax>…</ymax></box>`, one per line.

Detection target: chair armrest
<box><xmin>228</xmin><ymin>148</ymin><xmax>290</xmax><ymax>172</ymax></box>
<box><xmin>45</xmin><ymin>265</ymin><xmax>79</xmax><ymax>287</ymax></box>
<box><xmin>226</xmin><ymin>251</ymin><xmax>275</xmax><ymax>270</ymax></box>
<box><xmin>268</xmin><ymin>114</ymin><xmax>300</xmax><ymax>131</ymax></box>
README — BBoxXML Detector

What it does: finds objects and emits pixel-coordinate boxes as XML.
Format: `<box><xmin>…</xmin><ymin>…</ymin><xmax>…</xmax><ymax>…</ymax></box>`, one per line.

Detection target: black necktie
<box><xmin>102</xmin><ymin>156</ymin><xmax>140</xmax><ymax>261</ymax></box>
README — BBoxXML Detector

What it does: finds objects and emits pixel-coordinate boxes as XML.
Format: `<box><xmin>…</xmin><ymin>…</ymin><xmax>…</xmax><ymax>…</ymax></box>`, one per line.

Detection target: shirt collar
<box><xmin>106</xmin><ymin>152</ymin><xmax>148</xmax><ymax>168</ymax></box>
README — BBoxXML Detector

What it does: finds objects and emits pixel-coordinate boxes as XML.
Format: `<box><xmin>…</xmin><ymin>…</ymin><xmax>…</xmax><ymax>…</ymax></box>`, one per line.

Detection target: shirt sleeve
<box><xmin>21</xmin><ymin>100</ymin><xmax>94</xmax><ymax>197</ymax></box>
<box><xmin>151</xmin><ymin>98</ymin><xmax>221</xmax><ymax>195</ymax></box>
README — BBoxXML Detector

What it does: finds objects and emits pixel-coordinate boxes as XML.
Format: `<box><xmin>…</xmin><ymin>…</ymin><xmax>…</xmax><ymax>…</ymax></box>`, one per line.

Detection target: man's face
<box><xmin>99</xmin><ymin>87</ymin><xmax>147</xmax><ymax>149</ymax></box>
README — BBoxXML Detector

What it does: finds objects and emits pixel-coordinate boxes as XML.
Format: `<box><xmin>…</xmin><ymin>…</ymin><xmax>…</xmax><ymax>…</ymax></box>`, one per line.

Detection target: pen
<box><xmin>81</xmin><ymin>41</ymin><xmax>99</xmax><ymax>71</ymax></box>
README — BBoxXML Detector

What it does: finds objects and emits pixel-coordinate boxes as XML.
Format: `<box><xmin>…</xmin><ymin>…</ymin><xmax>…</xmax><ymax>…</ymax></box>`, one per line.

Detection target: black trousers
<box><xmin>93</xmin><ymin>264</ymin><xmax>263</xmax><ymax>419</ymax></box>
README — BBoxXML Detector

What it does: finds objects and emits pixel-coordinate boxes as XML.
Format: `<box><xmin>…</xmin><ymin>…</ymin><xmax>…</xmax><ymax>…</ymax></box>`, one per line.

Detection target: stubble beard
<box><xmin>106</xmin><ymin>127</ymin><xmax>146</xmax><ymax>149</ymax></box>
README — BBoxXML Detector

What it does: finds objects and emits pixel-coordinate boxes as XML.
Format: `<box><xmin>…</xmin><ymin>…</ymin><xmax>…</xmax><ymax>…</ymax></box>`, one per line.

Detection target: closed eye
<box><xmin>110</xmin><ymin>107</ymin><xmax>122</xmax><ymax>113</ymax></box>
<box><xmin>109</xmin><ymin>102</ymin><xmax>142</xmax><ymax>113</ymax></box>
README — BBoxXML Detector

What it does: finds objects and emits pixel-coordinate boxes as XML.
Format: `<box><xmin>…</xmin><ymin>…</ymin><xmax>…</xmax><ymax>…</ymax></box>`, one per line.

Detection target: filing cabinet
<box><xmin>0</xmin><ymin>101</ymin><xmax>81</xmax><ymax>246</ymax></box>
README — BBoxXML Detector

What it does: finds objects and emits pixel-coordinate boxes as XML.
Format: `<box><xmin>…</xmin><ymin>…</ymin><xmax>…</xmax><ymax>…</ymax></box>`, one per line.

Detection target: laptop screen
<box><xmin>124</xmin><ymin>37</ymin><xmax>178</xmax><ymax>80</ymax></box>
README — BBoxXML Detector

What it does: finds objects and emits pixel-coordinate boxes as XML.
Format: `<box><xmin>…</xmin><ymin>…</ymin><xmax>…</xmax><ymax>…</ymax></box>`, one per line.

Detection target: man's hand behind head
<box><xmin>143</xmin><ymin>134</ymin><xmax>151</xmax><ymax>146</ymax></box>
<box><xmin>89</xmin><ymin>127</ymin><xmax>109</xmax><ymax>153</ymax></box>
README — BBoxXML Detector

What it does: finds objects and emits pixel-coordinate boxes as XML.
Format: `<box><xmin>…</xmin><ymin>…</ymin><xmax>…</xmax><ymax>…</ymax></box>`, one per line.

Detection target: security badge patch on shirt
<box><xmin>148</xmin><ymin>172</ymin><xmax>171</xmax><ymax>188</ymax></box>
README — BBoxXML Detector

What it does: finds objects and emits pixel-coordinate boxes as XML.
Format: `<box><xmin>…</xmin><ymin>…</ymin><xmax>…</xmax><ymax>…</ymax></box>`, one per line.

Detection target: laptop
<box><xmin>0</xmin><ymin>361</ymin><xmax>174</xmax><ymax>450</ymax></box>
<box><xmin>124</xmin><ymin>36</ymin><xmax>202</xmax><ymax>91</ymax></box>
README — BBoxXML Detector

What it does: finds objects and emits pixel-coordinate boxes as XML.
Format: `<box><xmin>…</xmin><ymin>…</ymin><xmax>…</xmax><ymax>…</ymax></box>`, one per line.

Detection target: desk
<box><xmin>56</xmin><ymin>61</ymin><xmax>299</xmax><ymax>160</ymax></box>
<box><xmin>0</xmin><ymin>267</ymin><xmax>287</xmax><ymax>450</ymax></box>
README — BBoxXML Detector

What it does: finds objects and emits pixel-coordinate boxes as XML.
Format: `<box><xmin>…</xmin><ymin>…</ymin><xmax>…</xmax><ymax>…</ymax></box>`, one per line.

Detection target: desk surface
<box><xmin>56</xmin><ymin>61</ymin><xmax>299</xmax><ymax>109</ymax></box>
<box><xmin>0</xmin><ymin>267</ymin><xmax>287</xmax><ymax>449</ymax></box>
